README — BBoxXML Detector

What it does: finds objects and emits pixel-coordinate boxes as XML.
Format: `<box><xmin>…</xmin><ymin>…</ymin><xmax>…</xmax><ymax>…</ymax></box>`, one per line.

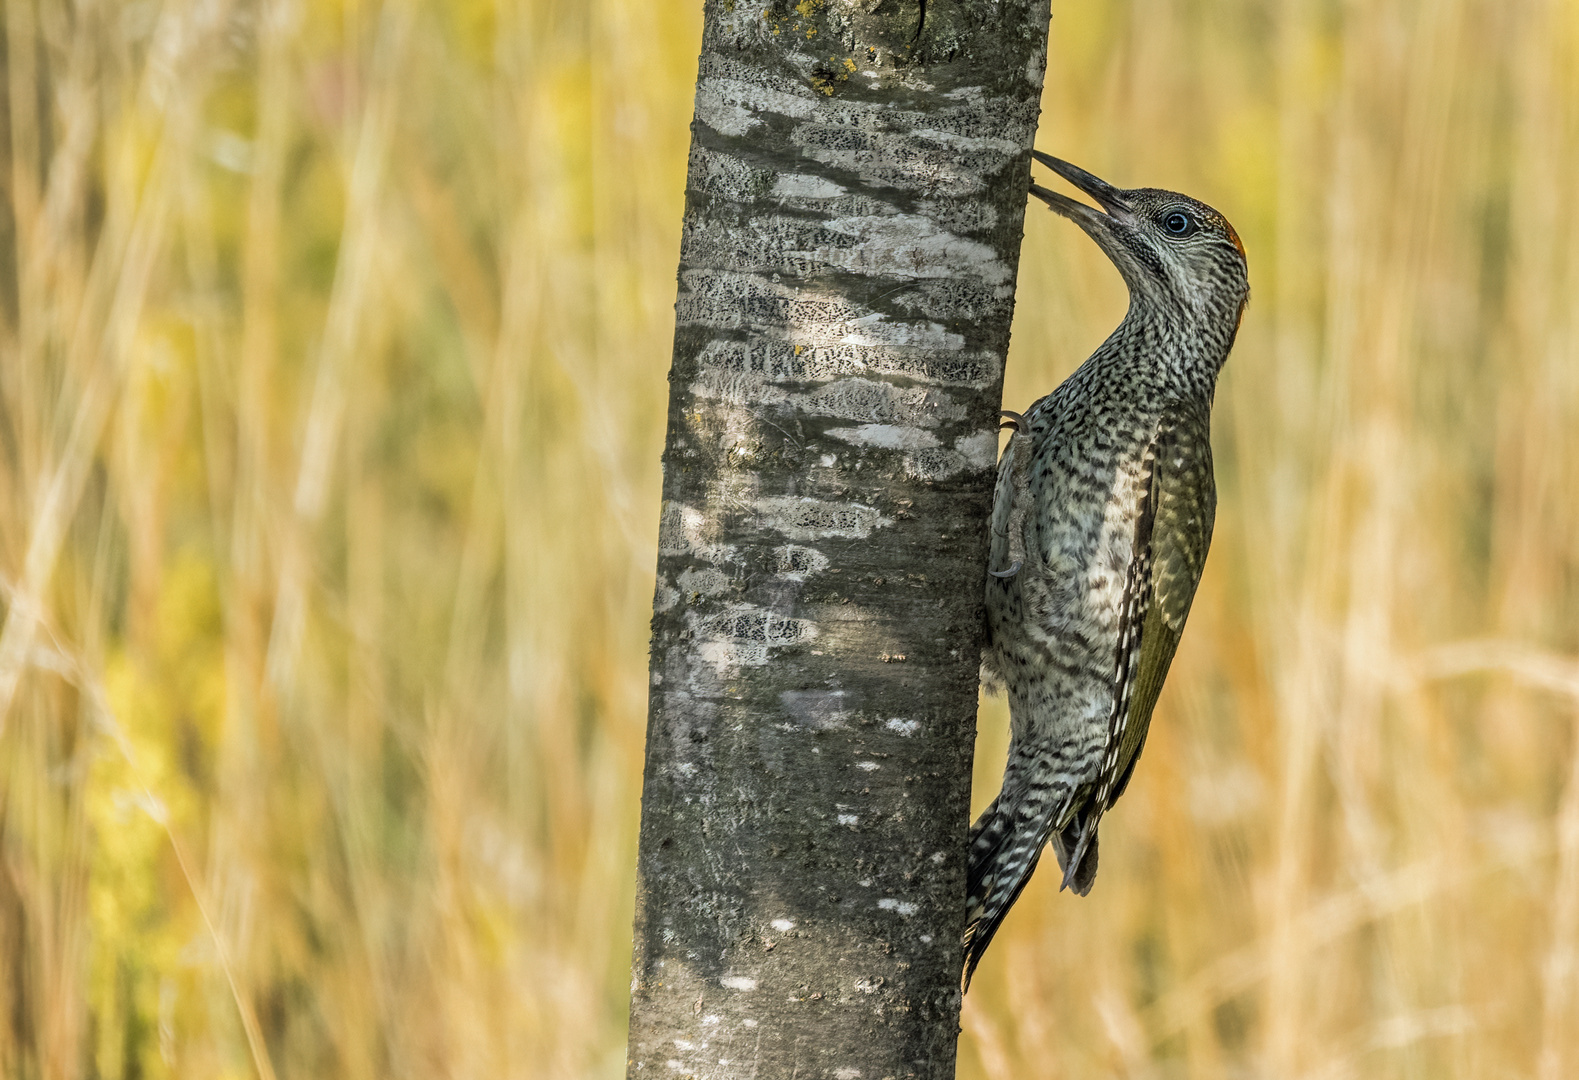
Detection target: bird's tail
<box><xmin>963</xmin><ymin>794</ymin><xmax>1052</xmax><ymax>989</ymax></box>
<box><xmin>1051</xmin><ymin>809</ymin><xmax>1101</xmax><ymax>897</ymax></box>
<box><xmin>962</xmin><ymin>792</ymin><xmax>1101</xmax><ymax>989</ymax></box>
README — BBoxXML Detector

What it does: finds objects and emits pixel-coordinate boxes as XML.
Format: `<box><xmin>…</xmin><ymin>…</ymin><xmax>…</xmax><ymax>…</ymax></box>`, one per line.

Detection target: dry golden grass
<box><xmin>0</xmin><ymin>1</ymin><xmax>1575</xmax><ymax>1078</ymax></box>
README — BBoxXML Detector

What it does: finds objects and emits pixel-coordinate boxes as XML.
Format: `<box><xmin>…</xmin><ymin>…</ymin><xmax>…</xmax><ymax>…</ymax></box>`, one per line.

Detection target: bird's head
<box><xmin>1029</xmin><ymin>152</ymin><xmax>1249</xmax><ymax>343</ymax></box>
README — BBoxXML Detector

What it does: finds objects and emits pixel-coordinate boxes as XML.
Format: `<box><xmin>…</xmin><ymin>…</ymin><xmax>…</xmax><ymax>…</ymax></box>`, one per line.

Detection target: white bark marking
<box><xmin>771</xmin><ymin>173</ymin><xmax>847</xmax><ymax>199</ymax></box>
<box><xmin>752</xmin><ymin>496</ymin><xmax>891</xmax><ymax>541</ymax></box>
<box><xmin>659</xmin><ymin>501</ymin><xmax>739</xmax><ymax>567</ymax></box>
<box><xmin>694</xmin><ymin>70</ymin><xmax>818</xmax><ymax>136</ymax></box>
<box><xmin>909</xmin><ymin>128</ymin><xmax>1022</xmax><ymax>156</ymax></box>
<box><xmin>840</xmin><ymin>313</ymin><xmax>965</xmax><ymax>349</ymax></box>
<box><xmin>691</xmin><ymin>339</ymin><xmax>998</xmax><ymax>389</ymax></box>
<box><xmin>772</xmin><ymin>545</ymin><xmax>831</xmax><ymax>580</ymax></box>
<box><xmin>693</xmin><ymin>87</ymin><xmax>760</xmax><ymax>137</ymax></box>
<box><xmin>695</xmin><ymin>603</ymin><xmax>819</xmax><ymax>672</ymax></box>
<box><xmin>902</xmin><ymin>431</ymin><xmax>1000</xmax><ymax>482</ymax></box>
<box><xmin>780</xmin><ymin>689</ymin><xmax>855</xmax><ymax>730</ymax></box>
<box><xmin>688</xmin><ymin>375</ymin><xmax>964</xmax><ymax>428</ymax></box>
<box><xmin>708</xmin><ymin>76</ymin><xmax>818</xmax><ymax>119</ymax></box>
<box><xmin>678</xmin><ymin>566</ymin><xmax>733</xmax><ymax>597</ymax></box>
<box><xmin>827</xmin><ymin>424</ymin><xmax>942</xmax><ymax>451</ymax></box>
<box><xmin>877</xmin><ymin>899</ymin><xmax>918</xmax><ymax>916</ymax></box>
<box><xmin>955</xmin><ymin>430</ymin><xmax>1000</xmax><ymax>469</ymax></box>
<box><xmin>805</xmin><ymin>214</ymin><xmax>1008</xmax><ymax>283</ymax></box>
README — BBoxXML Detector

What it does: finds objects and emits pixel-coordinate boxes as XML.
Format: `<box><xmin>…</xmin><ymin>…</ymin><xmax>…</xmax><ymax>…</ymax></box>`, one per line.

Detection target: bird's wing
<box><xmin>1102</xmin><ymin>410</ymin><xmax>1217</xmax><ymax>808</ymax></box>
<box><xmin>1053</xmin><ymin>442</ymin><xmax>1158</xmax><ymax>891</ymax></box>
<box><xmin>990</xmin><ymin>428</ymin><xmax>1032</xmax><ymax>577</ymax></box>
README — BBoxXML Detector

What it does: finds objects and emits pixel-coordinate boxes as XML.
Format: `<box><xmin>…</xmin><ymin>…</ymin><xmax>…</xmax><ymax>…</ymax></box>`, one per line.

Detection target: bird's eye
<box><xmin>1161</xmin><ymin>211</ymin><xmax>1197</xmax><ymax>238</ymax></box>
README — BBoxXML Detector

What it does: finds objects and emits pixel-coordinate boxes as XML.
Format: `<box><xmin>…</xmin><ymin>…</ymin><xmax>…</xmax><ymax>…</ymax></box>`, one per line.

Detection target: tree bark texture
<box><xmin>629</xmin><ymin>3</ymin><xmax>1051</xmax><ymax>1077</ymax></box>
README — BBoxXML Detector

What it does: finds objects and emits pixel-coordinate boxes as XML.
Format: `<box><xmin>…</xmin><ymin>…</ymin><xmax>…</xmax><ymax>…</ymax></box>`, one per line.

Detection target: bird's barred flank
<box><xmin>964</xmin><ymin>153</ymin><xmax>1248</xmax><ymax>988</ymax></box>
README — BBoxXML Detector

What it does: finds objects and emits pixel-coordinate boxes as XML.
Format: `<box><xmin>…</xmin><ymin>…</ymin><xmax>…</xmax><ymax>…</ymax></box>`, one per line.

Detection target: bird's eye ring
<box><xmin>1161</xmin><ymin>211</ymin><xmax>1197</xmax><ymax>238</ymax></box>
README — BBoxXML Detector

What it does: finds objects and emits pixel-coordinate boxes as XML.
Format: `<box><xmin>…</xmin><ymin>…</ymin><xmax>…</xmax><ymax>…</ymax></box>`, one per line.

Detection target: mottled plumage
<box><xmin>963</xmin><ymin>153</ymin><xmax>1249</xmax><ymax>987</ymax></box>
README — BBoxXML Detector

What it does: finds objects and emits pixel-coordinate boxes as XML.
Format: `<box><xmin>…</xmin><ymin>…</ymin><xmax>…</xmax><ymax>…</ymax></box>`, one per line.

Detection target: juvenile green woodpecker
<box><xmin>964</xmin><ymin>152</ymin><xmax>1249</xmax><ymax>987</ymax></box>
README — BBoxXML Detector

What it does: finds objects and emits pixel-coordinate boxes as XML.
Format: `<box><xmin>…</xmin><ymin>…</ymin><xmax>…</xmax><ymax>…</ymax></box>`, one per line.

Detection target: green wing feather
<box><xmin>1107</xmin><ymin>412</ymin><xmax>1216</xmax><ymax>805</ymax></box>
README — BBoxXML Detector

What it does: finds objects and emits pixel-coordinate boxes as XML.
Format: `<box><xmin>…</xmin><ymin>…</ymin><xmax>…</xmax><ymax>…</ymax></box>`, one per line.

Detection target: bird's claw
<box><xmin>998</xmin><ymin>409</ymin><xmax>1026</xmax><ymax>433</ymax></box>
<box><xmin>989</xmin><ymin>561</ymin><xmax>1022</xmax><ymax>580</ymax></box>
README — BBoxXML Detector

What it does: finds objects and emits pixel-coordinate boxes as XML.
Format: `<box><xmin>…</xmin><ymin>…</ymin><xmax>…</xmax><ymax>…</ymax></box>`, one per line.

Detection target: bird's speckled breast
<box><xmin>983</xmin><ymin>362</ymin><xmax>1162</xmax><ymax>783</ymax></box>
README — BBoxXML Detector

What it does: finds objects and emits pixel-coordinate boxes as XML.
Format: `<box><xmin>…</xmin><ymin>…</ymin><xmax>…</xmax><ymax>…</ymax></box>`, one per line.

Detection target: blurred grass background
<box><xmin>0</xmin><ymin>0</ymin><xmax>1576</xmax><ymax>1077</ymax></box>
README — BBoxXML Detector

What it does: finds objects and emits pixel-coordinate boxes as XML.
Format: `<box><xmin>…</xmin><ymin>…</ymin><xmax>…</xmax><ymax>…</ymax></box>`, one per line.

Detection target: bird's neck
<box><xmin>1101</xmin><ymin>299</ymin><xmax>1234</xmax><ymax>403</ymax></box>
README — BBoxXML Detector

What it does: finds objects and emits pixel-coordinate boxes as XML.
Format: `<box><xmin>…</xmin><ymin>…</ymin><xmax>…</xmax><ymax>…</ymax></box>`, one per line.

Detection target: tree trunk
<box><xmin>628</xmin><ymin>3</ymin><xmax>1051</xmax><ymax>1077</ymax></box>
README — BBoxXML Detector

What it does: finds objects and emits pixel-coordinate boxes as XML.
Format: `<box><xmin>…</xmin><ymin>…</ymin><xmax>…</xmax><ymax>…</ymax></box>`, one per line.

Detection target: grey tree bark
<box><xmin>629</xmin><ymin>3</ymin><xmax>1051</xmax><ymax>1077</ymax></box>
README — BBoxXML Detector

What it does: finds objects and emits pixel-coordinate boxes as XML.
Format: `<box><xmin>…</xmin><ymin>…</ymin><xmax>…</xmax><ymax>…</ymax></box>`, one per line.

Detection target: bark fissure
<box><xmin>630</xmin><ymin>3</ymin><xmax>1051</xmax><ymax>1076</ymax></box>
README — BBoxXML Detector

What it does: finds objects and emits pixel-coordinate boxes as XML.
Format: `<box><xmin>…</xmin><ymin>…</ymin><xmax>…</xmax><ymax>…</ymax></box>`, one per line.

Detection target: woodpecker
<box><xmin>963</xmin><ymin>152</ymin><xmax>1249</xmax><ymax>987</ymax></box>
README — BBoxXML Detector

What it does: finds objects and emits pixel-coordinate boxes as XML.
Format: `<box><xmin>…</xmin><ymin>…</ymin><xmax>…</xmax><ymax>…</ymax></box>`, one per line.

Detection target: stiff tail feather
<box><xmin>961</xmin><ymin>801</ymin><xmax>1102</xmax><ymax>989</ymax></box>
<box><xmin>962</xmin><ymin>799</ymin><xmax>1054</xmax><ymax>989</ymax></box>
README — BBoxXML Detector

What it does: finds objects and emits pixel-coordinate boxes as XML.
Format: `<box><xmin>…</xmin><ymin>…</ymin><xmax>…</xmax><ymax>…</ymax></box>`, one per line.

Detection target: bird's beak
<box><xmin>1028</xmin><ymin>151</ymin><xmax>1134</xmax><ymax>228</ymax></box>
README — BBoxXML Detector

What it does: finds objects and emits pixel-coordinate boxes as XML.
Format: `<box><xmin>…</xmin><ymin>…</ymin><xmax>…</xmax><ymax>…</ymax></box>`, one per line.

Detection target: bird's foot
<box><xmin>989</xmin><ymin>561</ymin><xmax>1022</xmax><ymax>580</ymax></box>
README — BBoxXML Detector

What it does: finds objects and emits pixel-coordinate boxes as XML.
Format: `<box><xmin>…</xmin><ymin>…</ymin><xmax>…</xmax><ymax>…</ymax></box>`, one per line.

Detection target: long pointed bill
<box><xmin>1028</xmin><ymin>151</ymin><xmax>1133</xmax><ymax>227</ymax></box>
